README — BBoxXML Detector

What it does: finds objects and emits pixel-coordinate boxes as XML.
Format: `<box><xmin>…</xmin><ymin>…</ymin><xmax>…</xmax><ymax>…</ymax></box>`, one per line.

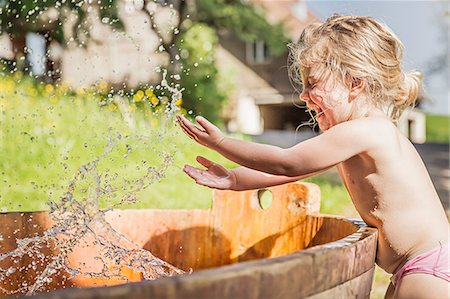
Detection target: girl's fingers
<box><xmin>180</xmin><ymin>123</ymin><xmax>198</xmax><ymax>141</ymax></box>
<box><xmin>179</xmin><ymin>115</ymin><xmax>205</xmax><ymax>135</ymax></box>
<box><xmin>177</xmin><ymin>115</ymin><xmax>200</xmax><ymax>141</ymax></box>
<box><xmin>184</xmin><ymin>165</ymin><xmax>215</xmax><ymax>188</ymax></box>
<box><xmin>196</xmin><ymin>156</ymin><xmax>213</xmax><ymax>168</ymax></box>
<box><xmin>183</xmin><ymin>165</ymin><xmax>204</xmax><ymax>180</ymax></box>
<box><xmin>177</xmin><ymin>115</ymin><xmax>194</xmax><ymax>135</ymax></box>
<box><xmin>183</xmin><ymin>164</ymin><xmax>201</xmax><ymax>174</ymax></box>
<box><xmin>195</xmin><ymin>116</ymin><xmax>216</xmax><ymax>134</ymax></box>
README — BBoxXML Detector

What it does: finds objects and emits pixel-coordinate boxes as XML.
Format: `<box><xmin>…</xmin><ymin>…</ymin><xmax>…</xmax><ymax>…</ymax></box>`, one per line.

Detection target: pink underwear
<box><xmin>391</xmin><ymin>242</ymin><xmax>450</xmax><ymax>287</ymax></box>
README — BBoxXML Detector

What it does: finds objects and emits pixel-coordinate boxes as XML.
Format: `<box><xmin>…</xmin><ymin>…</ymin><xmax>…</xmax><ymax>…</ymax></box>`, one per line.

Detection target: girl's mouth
<box><xmin>308</xmin><ymin>105</ymin><xmax>322</xmax><ymax>115</ymax></box>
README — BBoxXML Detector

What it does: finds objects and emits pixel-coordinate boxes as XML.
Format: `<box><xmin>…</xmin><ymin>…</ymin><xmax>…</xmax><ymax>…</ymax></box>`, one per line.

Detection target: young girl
<box><xmin>177</xmin><ymin>15</ymin><xmax>449</xmax><ymax>299</ymax></box>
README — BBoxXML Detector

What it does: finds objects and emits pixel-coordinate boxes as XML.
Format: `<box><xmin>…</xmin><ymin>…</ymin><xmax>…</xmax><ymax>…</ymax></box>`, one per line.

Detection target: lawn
<box><xmin>426</xmin><ymin>114</ymin><xmax>450</xmax><ymax>143</ymax></box>
<box><xmin>0</xmin><ymin>74</ymin><xmax>239</xmax><ymax>212</ymax></box>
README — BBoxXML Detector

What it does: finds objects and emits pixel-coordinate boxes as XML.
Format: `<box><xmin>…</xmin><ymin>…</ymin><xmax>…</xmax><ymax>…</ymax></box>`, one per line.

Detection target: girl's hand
<box><xmin>183</xmin><ymin>156</ymin><xmax>237</xmax><ymax>190</ymax></box>
<box><xmin>176</xmin><ymin>115</ymin><xmax>225</xmax><ymax>149</ymax></box>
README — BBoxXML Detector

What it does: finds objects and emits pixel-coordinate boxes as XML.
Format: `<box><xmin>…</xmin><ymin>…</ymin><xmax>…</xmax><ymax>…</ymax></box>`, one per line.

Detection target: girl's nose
<box><xmin>299</xmin><ymin>88</ymin><xmax>310</xmax><ymax>103</ymax></box>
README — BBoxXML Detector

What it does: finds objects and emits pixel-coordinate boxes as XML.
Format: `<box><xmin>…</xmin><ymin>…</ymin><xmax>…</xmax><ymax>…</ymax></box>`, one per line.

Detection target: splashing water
<box><xmin>158</xmin><ymin>67</ymin><xmax>184</xmax><ymax>119</ymax></box>
<box><xmin>0</xmin><ymin>61</ymin><xmax>187</xmax><ymax>296</ymax></box>
<box><xmin>0</xmin><ymin>1</ymin><xmax>197</xmax><ymax>295</ymax></box>
<box><xmin>0</xmin><ymin>129</ymin><xmax>184</xmax><ymax>296</ymax></box>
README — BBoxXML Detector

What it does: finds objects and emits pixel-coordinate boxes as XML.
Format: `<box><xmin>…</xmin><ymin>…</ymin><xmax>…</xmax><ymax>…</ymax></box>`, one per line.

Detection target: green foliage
<box><xmin>196</xmin><ymin>0</ymin><xmax>289</xmax><ymax>56</ymax></box>
<box><xmin>173</xmin><ymin>0</ymin><xmax>290</xmax><ymax>121</ymax></box>
<box><xmin>0</xmin><ymin>0</ymin><xmax>123</xmax><ymax>46</ymax></box>
<box><xmin>177</xmin><ymin>22</ymin><xmax>226</xmax><ymax>123</ymax></box>
<box><xmin>426</xmin><ymin>114</ymin><xmax>450</xmax><ymax>143</ymax></box>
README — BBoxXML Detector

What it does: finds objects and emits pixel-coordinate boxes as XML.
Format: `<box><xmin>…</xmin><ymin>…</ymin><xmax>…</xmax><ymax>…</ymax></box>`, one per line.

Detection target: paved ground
<box><xmin>253</xmin><ymin>131</ymin><xmax>450</xmax><ymax>216</ymax></box>
<box><xmin>415</xmin><ymin>143</ymin><xmax>450</xmax><ymax>216</ymax></box>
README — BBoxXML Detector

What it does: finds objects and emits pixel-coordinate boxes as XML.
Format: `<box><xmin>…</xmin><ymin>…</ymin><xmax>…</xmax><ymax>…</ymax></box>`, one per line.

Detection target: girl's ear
<box><xmin>349</xmin><ymin>78</ymin><xmax>364</xmax><ymax>102</ymax></box>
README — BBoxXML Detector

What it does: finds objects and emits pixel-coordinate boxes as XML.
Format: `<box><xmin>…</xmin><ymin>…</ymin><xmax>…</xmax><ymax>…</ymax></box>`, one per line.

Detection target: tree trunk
<box><xmin>10</xmin><ymin>34</ymin><xmax>29</xmax><ymax>72</ymax></box>
<box><xmin>43</xmin><ymin>32</ymin><xmax>62</xmax><ymax>82</ymax></box>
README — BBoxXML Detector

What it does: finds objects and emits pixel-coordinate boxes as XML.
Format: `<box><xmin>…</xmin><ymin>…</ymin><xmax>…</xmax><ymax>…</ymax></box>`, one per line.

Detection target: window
<box><xmin>246</xmin><ymin>40</ymin><xmax>271</xmax><ymax>65</ymax></box>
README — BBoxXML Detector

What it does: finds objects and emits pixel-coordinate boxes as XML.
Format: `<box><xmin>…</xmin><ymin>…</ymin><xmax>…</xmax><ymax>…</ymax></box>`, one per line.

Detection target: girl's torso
<box><xmin>336</xmin><ymin>121</ymin><xmax>449</xmax><ymax>273</ymax></box>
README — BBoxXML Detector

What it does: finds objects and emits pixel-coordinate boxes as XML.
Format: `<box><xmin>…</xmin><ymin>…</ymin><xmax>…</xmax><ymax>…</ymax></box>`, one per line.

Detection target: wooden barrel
<box><xmin>0</xmin><ymin>182</ymin><xmax>377</xmax><ymax>299</ymax></box>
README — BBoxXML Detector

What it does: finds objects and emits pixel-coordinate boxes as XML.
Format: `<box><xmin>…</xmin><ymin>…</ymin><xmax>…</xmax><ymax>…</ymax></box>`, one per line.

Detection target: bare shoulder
<box><xmin>330</xmin><ymin>117</ymin><xmax>396</xmax><ymax>134</ymax></box>
<box><xmin>325</xmin><ymin>117</ymin><xmax>398</xmax><ymax>150</ymax></box>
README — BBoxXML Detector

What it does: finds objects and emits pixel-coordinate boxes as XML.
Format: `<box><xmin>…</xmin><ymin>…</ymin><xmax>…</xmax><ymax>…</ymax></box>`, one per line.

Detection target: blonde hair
<box><xmin>288</xmin><ymin>15</ymin><xmax>422</xmax><ymax>122</ymax></box>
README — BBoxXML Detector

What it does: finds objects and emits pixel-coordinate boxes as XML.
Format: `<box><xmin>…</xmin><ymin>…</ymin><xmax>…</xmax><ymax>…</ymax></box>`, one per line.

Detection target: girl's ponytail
<box><xmin>391</xmin><ymin>71</ymin><xmax>423</xmax><ymax>122</ymax></box>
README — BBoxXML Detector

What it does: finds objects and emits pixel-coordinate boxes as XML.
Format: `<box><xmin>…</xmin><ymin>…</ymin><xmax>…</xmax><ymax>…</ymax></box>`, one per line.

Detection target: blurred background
<box><xmin>0</xmin><ymin>1</ymin><xmax>448</xmax><ymax>298</ymax></box>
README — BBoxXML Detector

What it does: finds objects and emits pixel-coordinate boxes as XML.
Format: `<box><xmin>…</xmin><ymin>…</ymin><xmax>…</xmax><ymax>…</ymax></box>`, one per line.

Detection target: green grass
<box><xmin>0</xmin><ymin>75</ymin><xmax>236</xmax><ymax>212</ymax></box>
<box><xmin>303</xmin><ymin>170</ymin><xmax>356</xmax><ymax>216</ymax></box>
<box><xmin>426</xmin><ymin>114</ymin><xmax>450</xmax><ymax>143</ymax></box>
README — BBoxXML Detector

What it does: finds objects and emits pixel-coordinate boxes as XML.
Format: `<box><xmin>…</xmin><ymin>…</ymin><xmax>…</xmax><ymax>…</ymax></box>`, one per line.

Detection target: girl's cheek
<box><xmin>310</xmin><ymin>89</ymin><xmax>323</xmax><ymax>102</ymax></box>
<box><xmin>312</xmin><ymin>90</ymin><xmax>329</xmax><ymax>106</ymax></box>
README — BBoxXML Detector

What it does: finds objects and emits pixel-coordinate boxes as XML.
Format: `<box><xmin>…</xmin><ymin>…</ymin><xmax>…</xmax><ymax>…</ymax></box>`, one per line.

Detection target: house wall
<box><xmin>216</xmin><ymin>0</ymin><xmax>317</xmax><ymax>134</ymax></box>
<box><xmin>59</xmin><ymin>2</ymin><xmax>172</xmax><ymax>88</ymax></box>
<box><xmin>260</xmin><ymin>104</ymin><xmax>312</xmax><ymax>131</ymax></box>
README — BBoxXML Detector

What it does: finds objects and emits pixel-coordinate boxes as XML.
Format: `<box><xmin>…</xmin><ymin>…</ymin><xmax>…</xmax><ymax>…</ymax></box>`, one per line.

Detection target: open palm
<box><xmin>183</xmin><ymin>156</ymin><xmax>236</xmax><ymax>190</ymax></box>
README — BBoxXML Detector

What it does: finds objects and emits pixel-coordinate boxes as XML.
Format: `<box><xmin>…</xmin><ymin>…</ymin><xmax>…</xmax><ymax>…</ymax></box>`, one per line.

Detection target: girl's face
<box><xmin>299</xmin><ymin>64</ymin><xmax>354</xmax><ymax>131</ymax></box>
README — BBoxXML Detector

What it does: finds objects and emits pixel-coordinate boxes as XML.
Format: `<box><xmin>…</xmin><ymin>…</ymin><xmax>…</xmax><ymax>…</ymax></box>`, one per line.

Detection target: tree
<box><xmin>1</xmin><ymin>0</ymin><xmax>290</xmax><ymax>122</ymax></box>
<box><xmin>139</xmin><ymin>0</ymin><xmax>289</xmax><ymax>122</ymax></box>
<box><xmin>0</xmin><ymin>0</ymin><xmax>123</xmax><ymax>80</ymax></box>
<box><xmin>426</xmin><ymin>8</ymin><xmax>449</xmax><ymax>78</ymax></box>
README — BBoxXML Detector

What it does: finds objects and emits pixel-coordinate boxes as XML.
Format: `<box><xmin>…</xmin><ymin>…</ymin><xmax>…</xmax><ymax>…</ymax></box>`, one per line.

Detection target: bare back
<box><xmin>336</xmin><ymin>119</ymin><xmax>449</xmax><ymax>273</ymax></box>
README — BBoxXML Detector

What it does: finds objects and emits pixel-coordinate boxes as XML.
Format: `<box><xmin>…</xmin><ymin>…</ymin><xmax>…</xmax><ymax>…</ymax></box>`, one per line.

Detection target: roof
<box><xmin>250</xmin><ymin>0</ymin><xmax>319</xmax><ymax>41</ymax></box>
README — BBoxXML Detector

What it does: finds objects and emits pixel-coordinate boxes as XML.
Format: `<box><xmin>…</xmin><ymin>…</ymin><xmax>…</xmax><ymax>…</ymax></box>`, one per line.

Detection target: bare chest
<box><xmin>337</xmin><ymin>155</ymin><xmax>381</xmax><ymax>224</ymax></box>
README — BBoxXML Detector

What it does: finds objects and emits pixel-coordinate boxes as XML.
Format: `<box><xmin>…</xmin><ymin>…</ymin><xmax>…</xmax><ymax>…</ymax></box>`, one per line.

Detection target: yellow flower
<box><xmin>107</xmin><ymin>103</ymin><xmax>117</xmax><ymax>111</ymax></box>
<box><xmin>44</xmin><ymin>84</ymin><xmax>54</xmax><ymax>94</ymax></box>
<box><xmin>133</xmin><ymin>90</ymin><xmax>144</xmax><ymax>102</ymax></box>
<box><xmin>27</xmin><ymin>87</ymin><xmax>38</xmax><ymax>97</ymax></box>
<box><xmin>60</xmin><ymin>82</ymin><xmax>69</xmax><ymax>93</ymax></box>
<box><xmin>2</xmin><ymin>80</ymin><xmax>15</xmax><ymax>93</ymax></box>
<box><xmin>98</xmin><ymin>81</ymin><xmax>108</xmax><ymax>92</ymax></box>
<box><xmin>145</xmin><ymin>89</ymin><xmax>154</xmax><ymax>97</ymax></box>
<box><xmin>149</xmin><ymin>95</ymin><xmax>159</xmax><ymax>106</ymax></box>
<box><xmin>175</xmin><ymin>97</ymin><xmax>182</xmax><ymax>106</ymax></box>
<box><xmin>76</xmin><ymin>87</ymin><xmax>86</xmax><ymax>95</ymax></box>
<box><xmin>14</xmin><ymin>71</ymin><xmax>22</xmax><ymax>79</ymax></box>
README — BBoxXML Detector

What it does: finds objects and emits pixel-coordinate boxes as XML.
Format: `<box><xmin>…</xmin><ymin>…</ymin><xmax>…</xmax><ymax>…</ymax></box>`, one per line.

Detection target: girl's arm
<box><xmin>231</xmin><ymin>165</ymin><xmax>331</xmax><ymax>190</ymax></box>
<box><xmin>184</xmin><ymin>156</ymin><xmax>332</xmax><ymax>191</ymax></box>
<box><xmin>177</xmin><ymin>115</ymin><xmax>383</xmax><ymax>177</ymax></box>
